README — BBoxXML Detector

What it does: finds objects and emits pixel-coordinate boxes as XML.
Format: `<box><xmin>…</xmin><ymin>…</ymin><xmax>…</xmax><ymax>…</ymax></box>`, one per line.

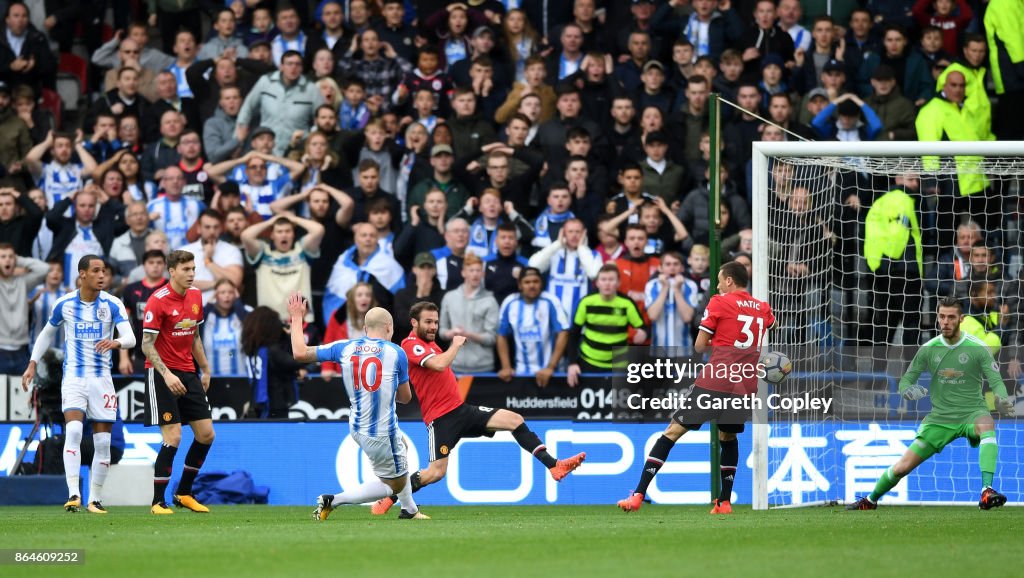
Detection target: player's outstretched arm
<box><xmin>287</xmin><ymin>292</ymin><xmax>318</xmax><ymax>363</ymax></box>
<box><xmin>422</xmin><ymin>335</ymin><xmax>467</xmax><ymax>372</ymax></box>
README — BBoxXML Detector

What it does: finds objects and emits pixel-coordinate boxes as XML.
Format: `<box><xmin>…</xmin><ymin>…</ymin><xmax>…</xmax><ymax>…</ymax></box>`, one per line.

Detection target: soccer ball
<box><xmin>760</xmin><ymin>351</ymin><xmax>792</xmax><ymax>384</ymax></box>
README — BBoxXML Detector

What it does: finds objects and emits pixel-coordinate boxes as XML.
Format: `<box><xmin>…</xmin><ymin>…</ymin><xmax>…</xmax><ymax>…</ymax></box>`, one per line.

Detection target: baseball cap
<box><xmin>642</xmin><ymin>60</ymin><xmax>665</xmax><ymax>73</ymax></box>
<box><xmin>872</xmin><ymin>64</ymin><xmax>896</xmax><ymax>81</ymax></box>
<box><xmin>761</xmin><ymin>53</ymin><xmax>785</xmax><ymax>72</ymax></box>
<box><xmin>823</xmin><ymin>59</ymin><xmax>845</xmax><ymax>74</ymax></box>
<box><xmin>251</xmin><ymin>126</ymin><xmax>275</xmax><ymax>140</ymax></box>
<box><xmin>414</xmin><ymin>252</ymin><xmax>436</xmax><ymax>267</ymax></box>
<box><xmin>431</xmin><ymin>144</ymin><xmax>454</xmax><ymax>157</ymax></box>
<box><xmin>645</xmin><ymin>130</ymin><xmax>669</xmax><ymax>145</ymax></box>
<box><xmin>471</xmin><ymin>25</ymin><xmax>493</xmax><ymax>39</ymax></box>
<box><xmin>0</xmin><ymin>81</ymin><xmax>10</xmax><ymax>95</ymax></box>
<box><xmin>807</xmin><ymin>88</ymin><xmax>830</xmax><ymax>101</ymax></box>
<box><xmin>248</xmin><ymin>39</ymin><xmax>271</xmax><ymax>51</ymax></box>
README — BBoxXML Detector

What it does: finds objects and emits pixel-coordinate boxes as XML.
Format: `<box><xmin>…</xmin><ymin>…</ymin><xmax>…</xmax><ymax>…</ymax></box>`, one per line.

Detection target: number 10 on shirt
<box><xmin>350</xmin><ymin>355</ymin><xmax>383</xmax><ymax>392</ymax></box>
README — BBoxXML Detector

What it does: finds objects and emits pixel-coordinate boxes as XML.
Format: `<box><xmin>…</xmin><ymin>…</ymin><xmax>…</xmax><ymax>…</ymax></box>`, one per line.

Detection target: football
<box><xmin>760</xmin><ymin>351</ymin><xmax>793</xmax><ymax>384</ymax></box>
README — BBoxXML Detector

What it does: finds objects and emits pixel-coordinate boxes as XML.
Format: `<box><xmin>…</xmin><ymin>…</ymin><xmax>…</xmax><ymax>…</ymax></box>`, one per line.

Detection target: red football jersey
<box><xmin>142</xmin><ymin>285</ymin><xmax>205</xmax><ymax>372</ymax></box>
<box><xmin>696</xmin><ymin>290</ymin><xmax>775</xmax><ymax>395</ymax></box>
<box><xmin>402</xmin><ymin>332</ymin><xmax>463</xmax><ymax>424</ymax></box>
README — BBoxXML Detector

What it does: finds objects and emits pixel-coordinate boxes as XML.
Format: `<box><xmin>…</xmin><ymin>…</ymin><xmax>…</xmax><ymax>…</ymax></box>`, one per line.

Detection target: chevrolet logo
<box><xmin>174</xmin><ymin>319</ymin><xmax>198</xmax><ymax>330</ymax></box>
<box><xmin>937</xmin><ymin>368</ymin><xmax>964</xmax><ymax>379</ymax></box>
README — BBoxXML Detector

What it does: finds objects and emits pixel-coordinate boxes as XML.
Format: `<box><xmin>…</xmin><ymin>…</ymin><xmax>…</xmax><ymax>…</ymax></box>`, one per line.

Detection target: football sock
<box><xmin>634</xmin><ymin>435</ymin><xmax>676</xmax><ymax>495</ymax></box>
<box><xmin>868</xmin><ymin>466</ymin><xmax>904</xmax><ymax>503</ymax></box>
<box><xmin>512</xmin><ymin>424</ymin><xmax>558</xmax><ymax>468</ymax></box>
<box><xmin>396</xmin><ymin>477</ymin><xmax>419</xmax><ymax>513</ymax></box>
<box><xmin>382</xmin><ymin>471</ymin><xmax>422</xmax><ymax>507</ymax></box>
<box><xmin>979</xmin><ymin>430</ymin><xmax>997</xmax><ymax>488</ymax></box>
<box><xmin>63</xmin><ymin>420</ymin><xmax>83</xmax><ymax>498</ymax></box>
<box><xmin>89</xmin><ymin>432</ymin><xmax>111</xmax><ymax>503</ymax></box>
<box><xmin>175</xmin><ymin>440</ymin><xmax>212</xmax><ymax>496</ymax></box>
<box><xmin>332</xmin><ymin>479</ymin><xmax>392</xmax><ymax>505</ymax></box>
<box><xmin>153</xmin><ymin>443</ymin><xmax>178</xmax><ymax>505</ymax></box>
<box><xmin>718</xmin><ymin>438</ymin><xmax>738</xmax><ymax>503</ymax></box>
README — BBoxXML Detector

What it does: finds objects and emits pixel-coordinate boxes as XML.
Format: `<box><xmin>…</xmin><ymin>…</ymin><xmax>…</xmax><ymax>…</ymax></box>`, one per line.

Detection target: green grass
<box><xmin>0</xmin><ymin>505</ymin><xmax>1019</xmax><ymax>578</ymax></box>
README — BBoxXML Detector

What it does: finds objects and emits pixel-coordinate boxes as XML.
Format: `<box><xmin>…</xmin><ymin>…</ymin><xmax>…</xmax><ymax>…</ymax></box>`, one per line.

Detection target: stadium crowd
<box><xmin>0</xmin><ymin>0</ymin><xmax>1022</xmax><ymax>393</ymax></box>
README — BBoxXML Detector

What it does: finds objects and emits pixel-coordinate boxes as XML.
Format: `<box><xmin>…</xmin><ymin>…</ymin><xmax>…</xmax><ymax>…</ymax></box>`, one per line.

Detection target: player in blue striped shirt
<box><xmin>287</xmin><ymin>293</ymin><xmax>427</xmax><ymax>521</ymax></box>
<box><xmin>22</xmin><ymin>255</ymin><xmax>135</xmax><ymax>514</ymax></box>
<box><xmin>644</xmin><ymin>251</ymin><xmax>698</xmax><ymax>355</ymax></box>
<box><xmin>496</xmin><ymin>268</ymin><xmax>571</xmax><ymax>387</ymax></box>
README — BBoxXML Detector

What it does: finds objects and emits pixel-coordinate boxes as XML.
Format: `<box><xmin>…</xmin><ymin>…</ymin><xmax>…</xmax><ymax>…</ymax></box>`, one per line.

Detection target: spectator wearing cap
<box><xmin>496</xmin><ymin>266</ymin><xmax>571</xmax><ymax>385</ymax></box>
<box><xmin>641</xmin><ymin>131</ymin><xmax>686</xmax><ymax>205</ymax></box>
<box><xmin>653</xmin><ymin>0</ymin><xmax>743</xmax><ymax>62</ymax></box>
<box><xmin>738</xmin><ymin>0</ymin><xmax>796</xmax><ymax>81</ymax></box>
<box><xmin>865</xmin><ymin>64</ymin><xmax>917</xmax><ymax>141</ymax></box>
<box><xmin>811</xmin><ymin>93</ymin><xmax>883</xmax><ymax>141</ymax></box>
<box><xmin>613</xmin><ymin>30</ymin><xmax>653</xmax><ymax>94</ymax></box>
<box><xmin>613</xmin><ymin>0</ymin><xmax>660</xmax><ymax>59</ymax></box>
<box><xmin>633</xmin><ymin>59</ymin><xmax>673</xmax><ymax>115</ymax></box>
<box><xmin>451</xmin><ymin>25</ymin><xmax>511</xmax><ymax>91</ymax></box>
<box><xmin>797</xmin><ymin>60</ymin><xmax>847</xmax><ymax>125</ymax></box>
<box><xmin>236</xmin><ymin>50</ymin><xmax>324</xmax><ymax>156</ymax></box>
<box><xmin>407</xmin><ymin>144</ymin><xmax>471</xmax><ymax>221</ymax></box>
<box><xmin>0</xmin><ymin>2</ymin><xmax>56</xmax><ymax>93</ymax></box>
<box><xmin>392</xmin><ymin>251</ymin><xmax>446</xmax><ymax>341</ymax></box>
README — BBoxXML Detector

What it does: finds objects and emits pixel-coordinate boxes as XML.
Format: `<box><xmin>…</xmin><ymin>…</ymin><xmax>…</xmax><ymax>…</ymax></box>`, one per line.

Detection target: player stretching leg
<box><xmin>848</xmin><ymin>297</ymin><xmax>1015</xmax><ymax>511</ymax></box>
<box><xmin>371</xmin><ymin>301</ymin><xmax>586</xmax><ymax>516</ymax></box>
<box><xmin>287</xmin><ymin>294</ymin><xmax>428</xmax><ymax>520</ymax></box>
<box><xmin>22</xmin><ymin>256</ymin><xmax>135</xmax><ymax>513</ymax></box>
<box><xmin>141</xmin><ymin>250</ymin><xmax>216</xmax><ymax>515</ymax></box>
<box><xmin>618</xmin><ymin>262</ymin><xmax>774</xmax><ymax>515</ymax></box>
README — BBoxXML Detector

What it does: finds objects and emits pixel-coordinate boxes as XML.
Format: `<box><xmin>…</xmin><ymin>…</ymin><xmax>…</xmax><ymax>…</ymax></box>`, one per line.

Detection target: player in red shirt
<box><xmin>370</xmin><ymin>301</ymin><xmax>586</xmax><ymax>516</ymax></box>
<box><xmin>141</xmin><ymin>250</ymin><xmax>215</xmax><ymax>516</ymax></box>
<box><xmin>618</xmin><ymin>261</ymin><xmax>775</xmax><ymax>515</ymax></box>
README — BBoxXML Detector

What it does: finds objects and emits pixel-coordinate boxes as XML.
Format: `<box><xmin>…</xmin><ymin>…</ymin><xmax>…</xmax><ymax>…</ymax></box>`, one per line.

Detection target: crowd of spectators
<box><xmin>0</xmin><ymin>0</ymin><xmax>1021</xmax><ymax>385</ymax></box>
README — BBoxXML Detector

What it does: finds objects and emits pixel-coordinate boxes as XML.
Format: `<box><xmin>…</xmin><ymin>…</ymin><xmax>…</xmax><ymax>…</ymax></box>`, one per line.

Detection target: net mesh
<box><xmin>761</xmin><ymin>152</ymin><xmax>1023</xmax><ymax>506</ymax></box>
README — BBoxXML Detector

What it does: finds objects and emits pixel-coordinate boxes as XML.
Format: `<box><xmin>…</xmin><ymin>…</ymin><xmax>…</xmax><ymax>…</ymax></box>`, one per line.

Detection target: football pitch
<box><xmin>1</xmin><ymin>505</ymin><xmax>1019</xmax><ymax>578</ymax></box>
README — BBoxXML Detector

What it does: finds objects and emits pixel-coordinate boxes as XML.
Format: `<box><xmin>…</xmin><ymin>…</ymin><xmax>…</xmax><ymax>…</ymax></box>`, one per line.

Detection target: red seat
<box><xmin>40</xmin><ymin>89</ymin><xmax>62</xmax><ymax>130</ymax></box>
<box><xmin>58</xmin><ymin>53</ymin><xmax>88</xmax><ymax>93</ymax></box>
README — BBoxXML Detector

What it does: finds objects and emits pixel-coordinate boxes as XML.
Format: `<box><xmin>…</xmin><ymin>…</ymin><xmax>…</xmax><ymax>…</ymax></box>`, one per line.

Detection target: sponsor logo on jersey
<box><xmin>937</xmin><ymin>368</ymin><xmax>964</xmax><ymax>379</ymax></box>
<box><xmin>73</xmin><ymin>322</ymin><xmax>103</xmax><ymax>339</ymax></box>
<box><xmin>412</xmin><ymin>344</ymin><xmax>426</xmax><ymax>356</ymax></box>
<box><xmin>174</xmin><ymin>319</ymin><xmax>198</xmax><ymax>330</ymax></box>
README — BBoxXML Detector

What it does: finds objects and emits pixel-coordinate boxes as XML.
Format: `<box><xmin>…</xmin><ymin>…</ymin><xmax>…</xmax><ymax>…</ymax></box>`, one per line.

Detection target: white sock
<box><xmin>63</xmin><ymin>421</ymin><xmax>83</xmax><ymax>498</ymax></box>
<box><xmin>89</xmin><ymin>432</ymin><xmax>112</xmax><ymax>504</ymax></box>
<box><xmin>332</xmin><ymin>479</ymin><xmax>392</xmax><ymax>505</ymax></box>
<box><xmin>396</xmin><ymin>477</ymin><xmax>418</xmax><ymax>513</ymax></box>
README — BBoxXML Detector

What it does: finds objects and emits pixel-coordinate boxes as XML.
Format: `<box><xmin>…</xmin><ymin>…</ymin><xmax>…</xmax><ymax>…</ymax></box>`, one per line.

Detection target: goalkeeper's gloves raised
<box><xmin>996</xmin><ymin>396</ymin><xmax>1016</xmax><ymax>417</ymax></box>
<box><xmin>902</xmin><ymin>384</ymin><xmax>928</xmax><ymax>401</ymax></box>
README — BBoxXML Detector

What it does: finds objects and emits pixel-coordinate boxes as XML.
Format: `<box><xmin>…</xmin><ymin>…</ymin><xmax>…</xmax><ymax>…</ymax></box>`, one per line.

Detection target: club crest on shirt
<box><xmin>959</xmin><ymin>353</ymin><xmax>969</xmax><ymax>364</ymax></box>
<box><xmin>96</xmin><ymin>306</ymin><xmax>110</xmax><ymax>322</ymax></box>
<box><xmin>192</xmin><ymin>304</ymin><xmax>200</xmax><ymax>314</ymax></box>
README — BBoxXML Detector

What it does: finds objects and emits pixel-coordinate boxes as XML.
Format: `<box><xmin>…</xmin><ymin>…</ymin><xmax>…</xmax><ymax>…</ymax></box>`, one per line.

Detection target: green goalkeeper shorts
<box><xmin>912</xmin><ymin>413</ymin><xmax>988</xmax><ymax>459</ymax></box>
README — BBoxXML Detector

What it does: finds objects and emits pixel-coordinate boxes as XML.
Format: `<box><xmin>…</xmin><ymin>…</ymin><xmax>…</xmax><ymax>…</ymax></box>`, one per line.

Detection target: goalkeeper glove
<box><xmin>902</xmin><ymin>384</ymin><xmax>928</xmax><ymax>401</ymax></box>
<box><xmin>996</xmin><ymin>396</ymin><xmax>1016</xmax><ymax>417</ymax></box>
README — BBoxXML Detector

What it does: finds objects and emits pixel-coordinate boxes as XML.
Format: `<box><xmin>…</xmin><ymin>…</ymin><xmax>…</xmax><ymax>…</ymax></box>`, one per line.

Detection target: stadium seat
<box><xmin>39</xmin><ymin>89</ymin><xmax>62</xmax><ymax>130</ymax></box>
<box><xmin>57</xmin><ymin>53</ymin><xmax>87</xmax><ymax>111</ymax></box>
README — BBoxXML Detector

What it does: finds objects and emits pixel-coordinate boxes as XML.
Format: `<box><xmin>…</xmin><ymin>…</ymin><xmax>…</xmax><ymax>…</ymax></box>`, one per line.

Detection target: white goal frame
<box><xmin>750</xmin><ymin>140</ymin><xmax>1024</xmax><ymax>510</ymax></box>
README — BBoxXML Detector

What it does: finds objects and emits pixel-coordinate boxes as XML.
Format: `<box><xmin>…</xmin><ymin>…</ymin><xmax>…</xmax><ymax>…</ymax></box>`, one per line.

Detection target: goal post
<box><xmin>750</xmin><ymin>140</ymin><xmax>1024</xmax><ymax>510</ymax></box>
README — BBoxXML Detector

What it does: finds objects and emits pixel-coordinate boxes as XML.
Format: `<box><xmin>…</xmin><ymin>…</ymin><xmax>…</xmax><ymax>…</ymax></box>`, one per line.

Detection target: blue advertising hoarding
<box><xmin>1</xmin><ymin>421</ymin><xmax>1020</xmax><ymax>506</ymax></box>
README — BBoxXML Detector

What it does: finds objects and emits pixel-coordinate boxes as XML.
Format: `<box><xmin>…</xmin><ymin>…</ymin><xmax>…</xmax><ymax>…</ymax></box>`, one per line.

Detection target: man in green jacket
<box><xmin>985</xmin><ymin>0</ymin><xmax>1024</xmax><ymax>140</ymax></box>
<box><xmin>863</xmin><ymin>174</ymin><xmax>923</xmax><ymax>346</ymax></box>
<box><xmin>937</xmin><ymin>34</ymin><xmax>994</xmax><ymax>142</ymax></box>
<box><xmin>866</xmin><ymin>65</ymin><xmax>917</xmax><ymax>141</ymax></box>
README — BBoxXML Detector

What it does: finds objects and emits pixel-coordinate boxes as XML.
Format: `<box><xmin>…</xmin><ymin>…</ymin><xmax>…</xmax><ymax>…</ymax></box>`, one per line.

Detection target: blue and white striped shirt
<box><xmin>644</xmin><ymin>277</ymin><xmax>699</xmax><ymax>352</ymax></box>
<box><xmin>39</xmin><ymin>161</ymin><xmax>84</xmax><ymax>209</ymax></box>
<box><xmin>147</xmin><ymin>196</ymin><xmax>204</xmax><ymax>249</ymax></box>
<box><xmin>203</xmin><ymin>304</ymin><xmax>249</xmax><ymax>376</ymax></box>
<box><xmin>547</xmin><ymin>248</ymin><xmax>597</xmax><ymax>322</ymax></box>
<box><xmin>30</xmin><ymin>285</ymin><xmax>64</xmax><ymax>352</ymax></box>
<box><xmin>49</xmin><ymin>290</ymin><xmax>130</xmax><ymax>378</ymax></box>
<box><xmin>316</xmin><ymin>337</ymin><xmax>409</xmax><ymax>437</ymax></box>
<box><xmin>272</xmin><ymin>32</ymin><xmax>307</xmax><ymax>66</ymax></box>
<box><xmin>166</xmin><ymin>62</ymin><xmax>193</xmax><ymax>98</ymax></box>
<box><xmin>497</xmin><ymin>292</ymin><xmax>569</xmax><ymax>374</ymax></box>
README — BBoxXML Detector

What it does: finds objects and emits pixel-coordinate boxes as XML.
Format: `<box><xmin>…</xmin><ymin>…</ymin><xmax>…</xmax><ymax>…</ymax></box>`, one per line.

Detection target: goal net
<box><xmin>750</xmin><ymin>141</ymin><xmax>1024</xmax><ymax>509</ymax></box>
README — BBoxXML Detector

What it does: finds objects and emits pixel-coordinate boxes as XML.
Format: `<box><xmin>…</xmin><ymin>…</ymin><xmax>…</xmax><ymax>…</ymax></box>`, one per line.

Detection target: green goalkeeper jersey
<box><xmin>899</xmin><ymin>333</ymin><xmax>1009</xmax><ymax>424</ymax></box>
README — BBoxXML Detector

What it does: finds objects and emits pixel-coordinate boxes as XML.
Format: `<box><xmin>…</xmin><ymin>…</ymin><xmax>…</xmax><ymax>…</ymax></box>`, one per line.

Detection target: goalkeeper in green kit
<box><xmin>848</xmin><ymin>297</ymin><xmax>1016</xmax><ymax>511</ymax></box>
